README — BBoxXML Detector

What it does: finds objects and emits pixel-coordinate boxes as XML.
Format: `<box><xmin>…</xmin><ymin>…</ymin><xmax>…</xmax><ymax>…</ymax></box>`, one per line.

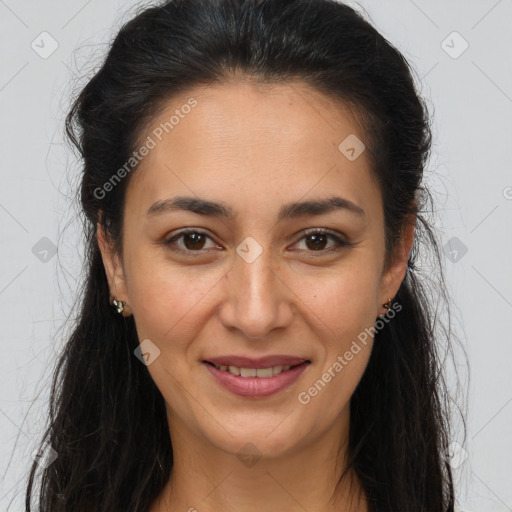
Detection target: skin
<box><xmin>98</xmin><ymin>79</ymin><xmax>415</xmax><ymax>512</ymax></box>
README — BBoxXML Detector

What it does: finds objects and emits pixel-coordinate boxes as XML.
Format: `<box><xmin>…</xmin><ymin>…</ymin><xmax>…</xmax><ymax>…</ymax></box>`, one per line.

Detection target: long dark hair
<box><xmin>24</xmin><ymin>0</ymin><xmax>466</xmax><ymax>510</ymax></box>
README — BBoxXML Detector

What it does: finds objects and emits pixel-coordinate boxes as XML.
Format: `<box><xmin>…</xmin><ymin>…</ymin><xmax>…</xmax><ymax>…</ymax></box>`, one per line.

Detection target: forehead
<box><xmin>126</xmin><ymin>80</ymin><xmax>380</xmax><ymax>221</ymax></box>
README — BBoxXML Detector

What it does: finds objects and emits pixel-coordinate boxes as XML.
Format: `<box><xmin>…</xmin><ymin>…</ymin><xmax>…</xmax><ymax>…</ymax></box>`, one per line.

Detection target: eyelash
<box><xmin>162</xmin><ymin>228</ymin><xmax>354</xmax><ymax>256</ymax></box>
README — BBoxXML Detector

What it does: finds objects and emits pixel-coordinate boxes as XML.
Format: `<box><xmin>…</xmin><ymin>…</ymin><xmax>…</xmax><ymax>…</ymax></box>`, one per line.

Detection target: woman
<box><xmin>25</xmin><ymin>0</ymin><xmax>463</xmax><ymax>511</ymax></box>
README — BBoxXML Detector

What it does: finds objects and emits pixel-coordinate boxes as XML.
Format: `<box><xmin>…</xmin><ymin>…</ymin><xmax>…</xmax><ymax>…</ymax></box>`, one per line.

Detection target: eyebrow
<box><xmin>146</xmin><ymin>195</ymin><xmax>366</xmax><ymax>222</ymax></box>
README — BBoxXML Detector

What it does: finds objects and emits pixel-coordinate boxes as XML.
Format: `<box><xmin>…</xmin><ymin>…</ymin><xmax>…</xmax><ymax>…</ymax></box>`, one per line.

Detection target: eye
<box><xmin>162</xmin><ymin>228</ymin><xmax>221</xmax><ymax>254</ymax></box>
<box><xmin>291</xmin><ymin>228</ymin><xmax>353</xmax><ymax>254</ymax></box>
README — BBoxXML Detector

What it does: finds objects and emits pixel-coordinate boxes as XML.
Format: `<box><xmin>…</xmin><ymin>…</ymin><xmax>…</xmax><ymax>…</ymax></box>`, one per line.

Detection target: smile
<box><xmin>202</xmin><ymin>360</ymin><xmax>310</xmax><ymax>398</ymax></box>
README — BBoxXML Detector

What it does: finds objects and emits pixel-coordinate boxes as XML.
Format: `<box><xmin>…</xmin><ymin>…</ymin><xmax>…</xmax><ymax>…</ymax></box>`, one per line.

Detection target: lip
<box><xmin>203</xmin><ymin>360</ymin><xmax>310</xmax><ymax>398</ymax></box>
<box><xmin>203</xmin><ymin>355</ymin><xmax>309</xmax><ymax>368</ymax></box>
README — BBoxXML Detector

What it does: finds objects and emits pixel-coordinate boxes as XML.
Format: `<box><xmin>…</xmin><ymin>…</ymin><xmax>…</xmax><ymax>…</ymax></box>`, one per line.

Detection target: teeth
<box><xmin>256</xmin><ymin>367</ymin><xmax>272</xmax><ymax>378</ymax></box>
<box><xmin>213</xmin><ymin>363</ymin><xmax>294</xmax><ymax>377</ymax></box>
<box><xmin>241</xmin><ymin>368</ymin><xmax>257</xmax><ymax>377</ymax></box>
<box><xmin>228</xmin><ymin>365</ymin><xmax>240</xmax><ymax>376</ymax></box>
<box><xmin>272</xmin><ymin>365</ymin><xmax>283</xmax><ymax>375</ymax></box>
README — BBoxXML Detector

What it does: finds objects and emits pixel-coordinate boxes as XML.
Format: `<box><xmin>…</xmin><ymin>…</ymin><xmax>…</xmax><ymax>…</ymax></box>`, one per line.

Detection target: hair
<box><xmin>23</xmin><ymin>0</ymin><xmax>467</xmax><ymax>511</ymax></box>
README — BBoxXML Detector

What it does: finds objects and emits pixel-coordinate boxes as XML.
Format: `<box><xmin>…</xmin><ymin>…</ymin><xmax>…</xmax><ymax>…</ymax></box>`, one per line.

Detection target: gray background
<box><xmin>1</xmin><ymin>1</ymin><xmax>511</xmax><ymax>511</ymax></box>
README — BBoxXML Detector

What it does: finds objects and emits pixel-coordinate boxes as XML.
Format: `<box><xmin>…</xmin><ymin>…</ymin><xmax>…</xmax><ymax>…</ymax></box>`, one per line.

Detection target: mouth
<box><xmin>201</xmin><ymin>357</ymin><xmax>311</xmax><ymax>398</ymax></box>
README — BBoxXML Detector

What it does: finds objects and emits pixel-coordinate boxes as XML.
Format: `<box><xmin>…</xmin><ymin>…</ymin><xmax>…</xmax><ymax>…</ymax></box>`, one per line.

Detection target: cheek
<box><xmin>313</xmin><ymin>281</ymin><xmax>377</xmax><ymax>380</ymax></box>
<box><xmin>296</xmin><ymin>282</ymin><xmax>376</xmax><ymax>423</ymax></box>
<box><xmin>124</xmin><ymin>250</ymin><xmax>224</xmax><ymax>344</ymax></box>
<box><xmin>294</xmin><ymin>259</ymin><xmax>380</xmax><ymax>403</ymax></box>
<box><xmin>299</xmin><ymin>256</ymin><xmax>381</xmax><ymax>339</ymax></box>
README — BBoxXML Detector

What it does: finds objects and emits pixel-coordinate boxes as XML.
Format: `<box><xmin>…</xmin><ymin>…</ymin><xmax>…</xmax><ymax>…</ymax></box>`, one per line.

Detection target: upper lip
<box><xmin>203</xmin><ymin>355</ymin><xmax>310</xmax><ymax>368</ymax></box>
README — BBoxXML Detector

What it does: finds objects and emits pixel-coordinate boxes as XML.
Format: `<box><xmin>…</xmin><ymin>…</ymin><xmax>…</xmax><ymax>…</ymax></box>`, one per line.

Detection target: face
<box><xmin>99</xmin><ymin>80</ymin><xmax>412</xmax><ymax>459</ymax></box>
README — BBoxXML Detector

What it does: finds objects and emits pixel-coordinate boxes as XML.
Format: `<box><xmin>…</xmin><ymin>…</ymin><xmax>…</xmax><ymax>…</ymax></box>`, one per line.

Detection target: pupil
<box><xmin>307</xmin><ymin>234</ymin><xmax>326</xmax><ymax>250</ymax></box>
<box><xmin>185</xmin><ymin>233</ymin><xmax>204</xmax><ymax>250</ymax></box>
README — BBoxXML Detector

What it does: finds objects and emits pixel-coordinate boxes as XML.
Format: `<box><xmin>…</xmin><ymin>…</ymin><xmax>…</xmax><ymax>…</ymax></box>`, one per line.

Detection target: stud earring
<box><xmin>382</xmin><ymin>298</ymin><xmax>392</xmax><ymax>310</ymax></box>
<box><xmin>111</xmin><ymin>297</ymin><xmax>126</xmax><ymax>315</ymax></box>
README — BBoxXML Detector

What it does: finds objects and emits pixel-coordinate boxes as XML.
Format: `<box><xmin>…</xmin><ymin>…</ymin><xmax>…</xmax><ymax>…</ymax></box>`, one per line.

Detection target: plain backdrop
<box><xmin>0</xmin><ymin>1</ymin><xmax>511</xmax><ymax>511</ymax></box>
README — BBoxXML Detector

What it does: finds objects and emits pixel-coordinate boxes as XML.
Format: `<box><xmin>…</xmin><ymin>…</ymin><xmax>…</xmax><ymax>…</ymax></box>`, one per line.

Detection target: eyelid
<box><xmin>299</xmin><ymin>227</ymin><xmax>349</xmax><ymax>241</ymax></box>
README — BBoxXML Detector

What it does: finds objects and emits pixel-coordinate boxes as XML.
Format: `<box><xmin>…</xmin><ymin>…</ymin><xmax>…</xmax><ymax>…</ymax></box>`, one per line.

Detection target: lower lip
<box><xmin>203</xmin><ymin>361</ymin><xmax>310</xmax><ymax>398</ymax></box>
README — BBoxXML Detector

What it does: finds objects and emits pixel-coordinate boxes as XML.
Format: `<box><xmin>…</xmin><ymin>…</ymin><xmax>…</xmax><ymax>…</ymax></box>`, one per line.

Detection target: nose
<box><xmin>218</xmin><ymin>245</ymin><xmax>294</xmax><ymax>340</ymax></box>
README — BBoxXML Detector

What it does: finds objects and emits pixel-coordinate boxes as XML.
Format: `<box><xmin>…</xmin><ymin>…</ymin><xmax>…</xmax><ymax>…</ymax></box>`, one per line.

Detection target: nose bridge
<box><xmin>221</xmin><ymin>236</ymin><xmax>291</xmax><ymax>339</ymax></box>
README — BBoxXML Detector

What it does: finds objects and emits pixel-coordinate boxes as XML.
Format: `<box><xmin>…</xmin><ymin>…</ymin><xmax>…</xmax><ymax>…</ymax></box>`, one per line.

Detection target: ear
<box><xmin>97</xmin><ymin>213</ymin><xmax>131</xmax><ymax>316</ymax></box>
<box><xmin>377</xmin><ymin>212</ymin><xmax>416</xmax><ymax>316</ymax></box>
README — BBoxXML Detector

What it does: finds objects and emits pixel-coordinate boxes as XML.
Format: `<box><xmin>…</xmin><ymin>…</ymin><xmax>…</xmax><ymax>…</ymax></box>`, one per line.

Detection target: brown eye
<box><xmin>163</xmin><ymin>229</ymin><xmax>220</xmax><ymax>253</ymax></box>
<box><xmin>304</xmin><ymin>233</ymin><xmax>329</xmax><ymax>251</ymax></box>
<box><xmin>293</xmin><ymin>229</ymin><xmax>352</xmax><ymax>254</ymax></box>
<box><xmin>181</xmin><ymin>232</ymin><xmax>206</xmax><ymax>250</ymax></box>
